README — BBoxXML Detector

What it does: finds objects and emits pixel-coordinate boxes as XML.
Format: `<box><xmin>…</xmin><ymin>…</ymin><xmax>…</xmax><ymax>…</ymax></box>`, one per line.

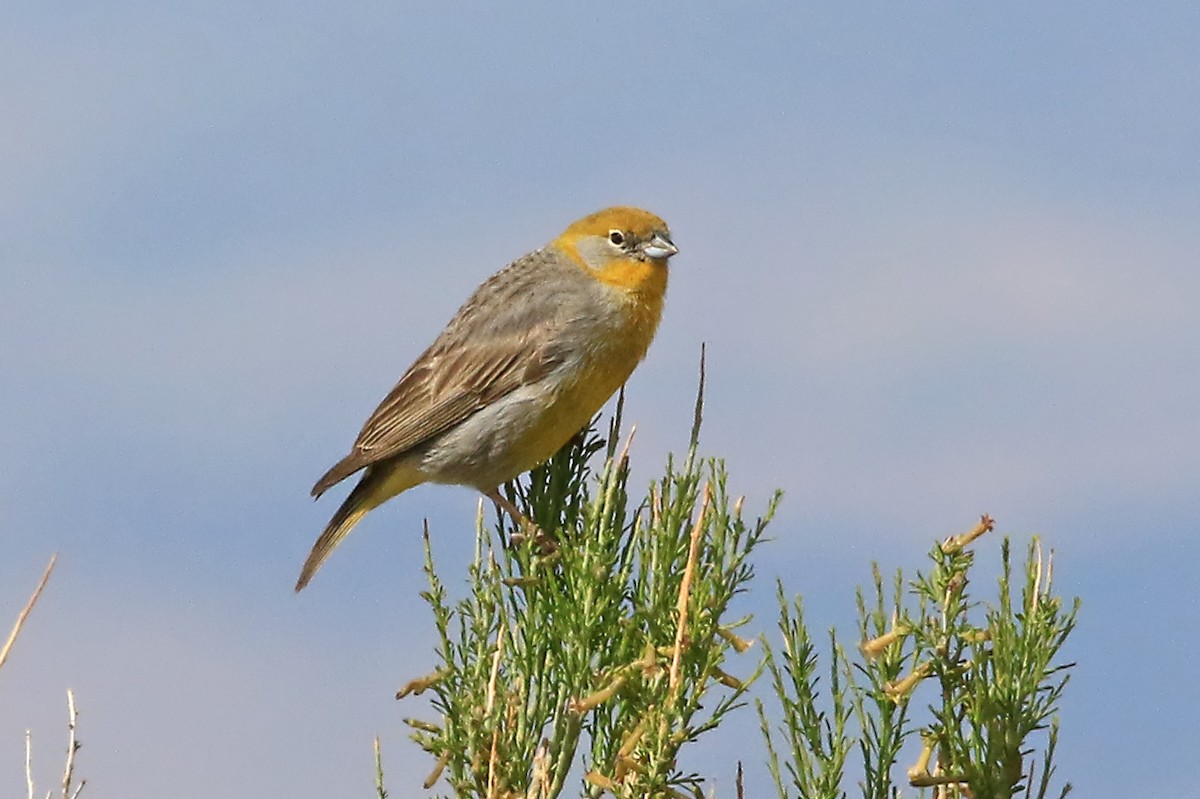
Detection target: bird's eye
<box><xmin>608</xmin><ymin>230</ymin><xmax>625</xmax><ymax>246</ymax></box>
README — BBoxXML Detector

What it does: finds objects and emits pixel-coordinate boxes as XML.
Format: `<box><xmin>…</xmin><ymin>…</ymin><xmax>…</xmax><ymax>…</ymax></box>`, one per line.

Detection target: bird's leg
<box><xmin>484</xmin><ymin>489</ymin><xmax>558</xmax><ymax>554</ymax></box>
<box><xmin>484</xmin><ymin>488</ymin><xmax>531</xmax><ymax>530</ymax></box>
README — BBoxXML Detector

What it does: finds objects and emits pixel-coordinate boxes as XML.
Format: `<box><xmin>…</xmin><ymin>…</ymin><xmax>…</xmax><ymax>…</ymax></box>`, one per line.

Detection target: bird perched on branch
<box><xmin>297</xmin><ymin>206</ymin><xmax>678</xmax><ymax>591</ymax></box>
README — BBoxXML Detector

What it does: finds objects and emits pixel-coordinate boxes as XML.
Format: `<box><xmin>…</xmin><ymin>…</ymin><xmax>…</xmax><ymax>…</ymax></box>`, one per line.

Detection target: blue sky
<box><xmin>2</xmin><ymin>2</ymin><xmax>1198</xmax><ymax>796</ymax></box>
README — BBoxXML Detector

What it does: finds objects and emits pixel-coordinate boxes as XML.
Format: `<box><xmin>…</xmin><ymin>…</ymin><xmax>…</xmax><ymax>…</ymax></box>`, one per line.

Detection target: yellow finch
<box><xmin>297</xmin><ymin>206</ymin><xmax>677</xmax><ymax>590</ymax></box>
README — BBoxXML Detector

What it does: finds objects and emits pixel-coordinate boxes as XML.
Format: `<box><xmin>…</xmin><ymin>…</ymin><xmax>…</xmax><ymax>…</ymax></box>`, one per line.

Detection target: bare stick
<box><xmin>0</xmin><ymin>554</ymin><xmax>58</xmax><ymax>674</ymax></box>
<box><xmin>25</xmin><ymin>730</ymin><xmax>34</xmax><ymax>799</ymax></box>
<box><xmin>62</xmin><ymin>689</ymin><xmax>85</xmax><ymax>799</ymax></box>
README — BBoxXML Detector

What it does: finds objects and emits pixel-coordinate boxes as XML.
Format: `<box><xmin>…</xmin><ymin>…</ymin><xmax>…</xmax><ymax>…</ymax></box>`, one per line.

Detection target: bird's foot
<box><xmin>485</xmin><ymin>490</ymin><xmax>558</xmax><ymax>554</ymax></box>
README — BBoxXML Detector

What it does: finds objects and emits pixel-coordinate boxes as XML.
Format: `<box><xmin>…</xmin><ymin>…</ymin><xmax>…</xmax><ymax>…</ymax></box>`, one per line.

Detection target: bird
<box><xmin>296</xmin><ymin>206</ymin><xmax>678</xmax><ymax>591</ymax></box>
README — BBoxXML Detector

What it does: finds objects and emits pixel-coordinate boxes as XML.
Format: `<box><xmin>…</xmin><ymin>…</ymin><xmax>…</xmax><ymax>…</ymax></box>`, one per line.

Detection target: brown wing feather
<box><xmin>311</xmin><ymin>249</ymin><xmax>583</xmax><ymax>497</ymax></box>
<box><xmin>355</xmin><ymin>335</ymin><xmax>555</xmax><ymax>456</ymax></box>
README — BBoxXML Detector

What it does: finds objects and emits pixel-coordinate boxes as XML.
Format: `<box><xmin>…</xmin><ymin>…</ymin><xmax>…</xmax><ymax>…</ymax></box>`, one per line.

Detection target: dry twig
<box><xmin>1</xmin><ymin>554</ymin><xmax>58</xmax><ymax>674</ymax></box>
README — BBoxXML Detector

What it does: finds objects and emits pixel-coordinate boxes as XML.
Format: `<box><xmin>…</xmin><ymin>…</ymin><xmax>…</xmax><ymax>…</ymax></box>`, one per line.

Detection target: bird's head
<box><xmin>555</xmin><ymin>206</ymin><xmax>678</xmax><ymax>292</ymax></box>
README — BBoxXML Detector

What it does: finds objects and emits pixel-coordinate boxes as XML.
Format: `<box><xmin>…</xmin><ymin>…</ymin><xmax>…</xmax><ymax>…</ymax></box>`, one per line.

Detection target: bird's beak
<box><xmin>641</xmin><ymin>233</ymin><xmax>679</xmax><ymax>260</ymax></box>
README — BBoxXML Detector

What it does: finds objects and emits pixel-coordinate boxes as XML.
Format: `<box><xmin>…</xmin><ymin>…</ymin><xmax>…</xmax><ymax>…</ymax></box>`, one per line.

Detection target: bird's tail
<box><xmin>295</xmin><ymin>467</ymin><xmax>393</xmax><ymax>592</ymax></box>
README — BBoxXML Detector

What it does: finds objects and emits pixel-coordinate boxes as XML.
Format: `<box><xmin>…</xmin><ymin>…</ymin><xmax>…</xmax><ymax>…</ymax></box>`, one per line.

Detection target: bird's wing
<box><xmin>353</xmin><ymin>328</ymin><xmax>563</xmax><ymax>458</ymax></box>
<box><xmin>312</xmin><ymin>251</ymin><xmax>583</xmax><ymax>496</ymax></box>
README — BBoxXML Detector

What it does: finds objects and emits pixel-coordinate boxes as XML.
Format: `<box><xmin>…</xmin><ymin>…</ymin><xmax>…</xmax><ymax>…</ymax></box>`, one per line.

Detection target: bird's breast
<box><xmin>517</xmin><ymin>279</ymin><xmax>663</xmax><ymax>450</ymax></box>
